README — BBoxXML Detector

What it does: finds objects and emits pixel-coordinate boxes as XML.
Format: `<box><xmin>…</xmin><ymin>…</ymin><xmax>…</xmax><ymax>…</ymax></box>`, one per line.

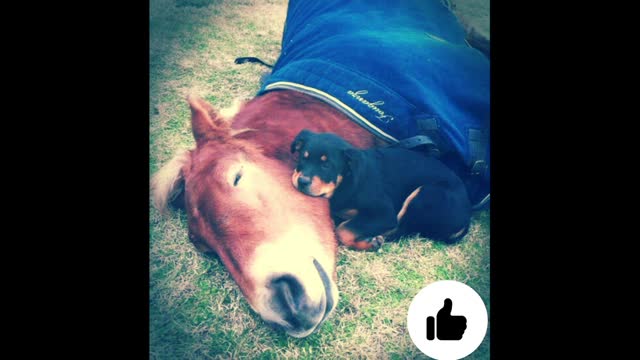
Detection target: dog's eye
<box><xmin>233</xmin><ymin>171</ymin><xmax>242</xmax><ymax>186</ymax></box>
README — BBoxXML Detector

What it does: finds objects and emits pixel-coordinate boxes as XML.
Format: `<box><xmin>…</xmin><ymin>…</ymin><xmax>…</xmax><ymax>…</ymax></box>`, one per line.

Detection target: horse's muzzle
<box><xmin>267</xmin><ymin>259</ymin><xmax>335</xmax><ymax>338</ymax></box>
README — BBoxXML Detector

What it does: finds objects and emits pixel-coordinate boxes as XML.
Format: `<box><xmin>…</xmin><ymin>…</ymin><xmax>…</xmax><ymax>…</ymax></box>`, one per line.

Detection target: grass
<box><xmin>150</xmin><ymin>0</ymin><xmax>490</xmax><ymax>358</ymax></box>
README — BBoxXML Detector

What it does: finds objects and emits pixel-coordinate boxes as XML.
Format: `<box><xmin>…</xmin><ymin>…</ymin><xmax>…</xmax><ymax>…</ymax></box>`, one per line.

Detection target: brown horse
<box><xmin>151</xmin><ymin>90</ymin><xmax>380</xmax><ymax>337</ymax></box>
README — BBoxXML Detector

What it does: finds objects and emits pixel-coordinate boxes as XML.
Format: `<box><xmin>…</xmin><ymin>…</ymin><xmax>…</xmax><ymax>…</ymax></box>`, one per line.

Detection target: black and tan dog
<box><xmin>291</xmin><ymin>129</ymin><xmax>471</xmax><ymax>250</ymax></box>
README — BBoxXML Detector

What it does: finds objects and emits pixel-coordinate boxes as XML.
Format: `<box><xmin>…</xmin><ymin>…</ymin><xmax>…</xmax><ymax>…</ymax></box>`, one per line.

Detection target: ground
<box><xmin>150</xmin><ymin>0</ymin><xmax>490</xmax><ymax>358</ymax></box>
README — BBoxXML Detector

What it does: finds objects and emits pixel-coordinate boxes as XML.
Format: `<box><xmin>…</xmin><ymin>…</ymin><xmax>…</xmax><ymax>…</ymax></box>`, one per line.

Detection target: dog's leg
<box><xmin>335</xmin><ymin>207</ymin><xmax>397</xmax><ymax>251</ymax></box>
<box><xmin>400</xmin><ymin>183</ymin><xmax>471</xmax><ymax>244</ymax></box>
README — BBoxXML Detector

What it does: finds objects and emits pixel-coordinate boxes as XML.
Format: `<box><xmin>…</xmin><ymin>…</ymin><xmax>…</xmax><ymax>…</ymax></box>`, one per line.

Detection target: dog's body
<box><xmin>291</xmin><ymin>130</ymin><xmax>471</xmax><ymax>250</ymax></box>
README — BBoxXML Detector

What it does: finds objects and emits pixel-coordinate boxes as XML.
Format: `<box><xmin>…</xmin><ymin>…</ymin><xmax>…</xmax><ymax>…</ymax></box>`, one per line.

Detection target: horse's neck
<box><xmin>232</xmin><ymin>91</ymin><xmax>379</xmax><ymax>163</ymax></box>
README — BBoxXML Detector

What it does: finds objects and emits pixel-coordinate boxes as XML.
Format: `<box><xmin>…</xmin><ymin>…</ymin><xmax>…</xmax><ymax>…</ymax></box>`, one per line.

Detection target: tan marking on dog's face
<box><xmin>397</xmin><ymin>186</ymin><xmax>422</xmax><ymax>221</ymax></box>
<box><xmin>291</xmin><ymin>169</ymin><xmax>301</xmax><ymax>188</ymax></box>
<box><xmin>322</xmin><ymin>175</ymin><xmax>343</xmax><ymax>198</ymax></box>
<box><xmin>303</xmin><ymin>151</ymin><xmax>309</xmax><ymax>158</ymax></box>
<box><xmin>320</xmin><ymin>155</ymin><xmax>327</xmax><ymax>161</ymax></box>
<box><xmin>306</xmin><ymin>174</ymin><xmax>343</xmax><ymax>198</ymax></box>
<box><xmin>306</xmin><ymin>176</ymin><xmax>335</xmax><ymax>197</ymax></box>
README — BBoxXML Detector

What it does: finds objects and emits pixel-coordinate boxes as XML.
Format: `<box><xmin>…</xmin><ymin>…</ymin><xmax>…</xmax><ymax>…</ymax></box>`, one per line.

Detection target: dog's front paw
<box><xmin>363</xmin><ymin>235</ymin><xmax>385</xmax><ymax>250</ymax></box>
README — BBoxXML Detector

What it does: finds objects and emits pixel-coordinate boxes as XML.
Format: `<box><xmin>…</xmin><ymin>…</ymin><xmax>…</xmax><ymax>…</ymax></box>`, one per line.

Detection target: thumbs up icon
<box><xmin>426</xmin><ymin>298</ymin><xmax>467</xmax><ymax>340</ymax></box>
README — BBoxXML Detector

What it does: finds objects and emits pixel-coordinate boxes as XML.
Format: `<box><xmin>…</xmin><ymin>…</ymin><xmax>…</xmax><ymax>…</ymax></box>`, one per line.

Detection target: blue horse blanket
<box><xmin>258</xmin><ymin>0</ymin><xmax>490</xmax><ymax>203</ymax></box>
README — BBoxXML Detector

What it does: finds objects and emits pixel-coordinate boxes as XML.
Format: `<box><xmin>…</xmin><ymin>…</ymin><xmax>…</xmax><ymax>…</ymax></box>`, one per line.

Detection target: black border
<box><xmin>40</xmin><ymin>0</ymin><xmax>151</xmax><ymax>356</ymax></box>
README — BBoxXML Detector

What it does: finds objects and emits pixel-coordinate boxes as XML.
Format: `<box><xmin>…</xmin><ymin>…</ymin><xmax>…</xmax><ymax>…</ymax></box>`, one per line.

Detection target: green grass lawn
<box><xmin>150</xmin><ymin>0</ymin><xmax>490</xmax><ymax>358</ymax></box>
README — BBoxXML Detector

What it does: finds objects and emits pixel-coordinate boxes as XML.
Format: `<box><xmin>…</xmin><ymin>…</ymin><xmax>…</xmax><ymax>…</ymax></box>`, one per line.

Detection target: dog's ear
<box><xmin>291</xmin><ymin>129</ymin><xmax>313</xmax><ymax>153</ymax></box>
<box><xmin>342</xmin><ymin>148</ymin><xmax>363</xmax><ymax>173</ymax></box>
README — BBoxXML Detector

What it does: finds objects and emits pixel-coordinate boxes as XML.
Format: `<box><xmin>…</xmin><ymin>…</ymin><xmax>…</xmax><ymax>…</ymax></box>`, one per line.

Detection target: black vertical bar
<box><xmin>426</xmin><ymin>316</ymin><xmax>435</xmax><ymax>340</ymax></box>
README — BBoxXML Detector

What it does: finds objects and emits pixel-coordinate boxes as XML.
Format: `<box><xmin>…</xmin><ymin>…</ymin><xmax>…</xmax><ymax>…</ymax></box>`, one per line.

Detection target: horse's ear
<box><xmin>291</xmin><ymin>129</ymin><xmax>313</xmax><ymax>153</ymax></box>
<box><xmin>187</xmin><ymin>94</ymin><xmax>230</xmax><ymax>146</ymax></box>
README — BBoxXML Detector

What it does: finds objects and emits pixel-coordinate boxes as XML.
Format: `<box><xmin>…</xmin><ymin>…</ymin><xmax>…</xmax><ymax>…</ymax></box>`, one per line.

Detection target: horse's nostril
<box><xmin>270</xmin><ymin>275</ymin><xmax>311</xmax><ymax>328</ymax></box>
<box><xmin>272</xmin><ymin>275</ymin><xmax>305</xmax><ymax>311</ymax></box>
<box><xmin>298</xmin><ymin>176</ymin><xmax>311</xmax><ymax>187</ymax></box>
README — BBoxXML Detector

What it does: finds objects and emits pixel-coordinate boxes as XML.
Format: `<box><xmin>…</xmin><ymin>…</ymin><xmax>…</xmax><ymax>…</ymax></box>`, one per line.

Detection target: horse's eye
<box><xmin>233</xmin><ymin>171</ymin><xmax>242</xmax><ymax>186</ymax></box>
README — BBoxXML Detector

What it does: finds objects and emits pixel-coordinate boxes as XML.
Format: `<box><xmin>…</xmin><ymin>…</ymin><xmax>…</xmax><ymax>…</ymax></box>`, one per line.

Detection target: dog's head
<box><xmin>290</xmin><ymin>129</ymin><xmax>359</xmax><ymax>198</ymax></box>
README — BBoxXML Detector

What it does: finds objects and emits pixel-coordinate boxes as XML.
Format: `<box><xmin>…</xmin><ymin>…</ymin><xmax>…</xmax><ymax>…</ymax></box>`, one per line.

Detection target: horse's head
<box><xmin>152</xmin><ymin>95</ymin><xmax>338</xmax><ymax>338</ymax></box>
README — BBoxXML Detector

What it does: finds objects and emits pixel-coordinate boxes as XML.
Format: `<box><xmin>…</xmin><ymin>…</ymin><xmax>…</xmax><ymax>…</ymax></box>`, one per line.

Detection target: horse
<box><xmin>152</xmin><ymin>91</ymin><xmax>380</xmax><ymax>337</ymax></box>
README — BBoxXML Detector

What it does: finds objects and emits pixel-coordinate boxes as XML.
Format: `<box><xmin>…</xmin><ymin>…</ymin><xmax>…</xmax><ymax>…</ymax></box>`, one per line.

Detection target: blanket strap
<box><xmin>234</xmin><ymin>57</ymin><xmax>274</xmax><ymax>68</ymax></box>
<box><xmin>468</xmin><ymin>128</ymin><xmax>488</xmax><ymax>176</ymax></box>
<box><xmin>393</xmin><ymin>116</ymin><xmax>448</xmax><ymax>157</ymax></box>
<box><xmin>394</xmin><ymin>135</ymin><xmax>440</xmax><ymax>157</ymax></box>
